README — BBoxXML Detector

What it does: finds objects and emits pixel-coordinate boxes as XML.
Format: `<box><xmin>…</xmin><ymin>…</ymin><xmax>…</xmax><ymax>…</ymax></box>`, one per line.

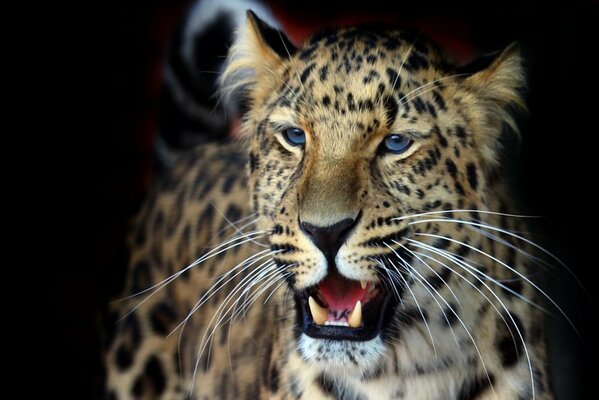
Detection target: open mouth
<box><xmin>295</xmin><ymin>269</ymin><xmax>398</xmax><ymax>341</ymax></box>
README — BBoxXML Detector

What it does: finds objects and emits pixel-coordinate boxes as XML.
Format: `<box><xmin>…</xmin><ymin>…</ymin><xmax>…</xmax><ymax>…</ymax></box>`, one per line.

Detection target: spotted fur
<box><xmin>106</xmin><ymin>11</ymin><xmax>553</xmax><ymax>400</ymax></box>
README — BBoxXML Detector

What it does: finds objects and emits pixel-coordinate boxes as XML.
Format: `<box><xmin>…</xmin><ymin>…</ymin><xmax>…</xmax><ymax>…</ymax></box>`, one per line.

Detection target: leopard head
<box><xmin>221</xmin><ymin>11</ymin><xmax>524</xmax><ymax>376</ymax></box>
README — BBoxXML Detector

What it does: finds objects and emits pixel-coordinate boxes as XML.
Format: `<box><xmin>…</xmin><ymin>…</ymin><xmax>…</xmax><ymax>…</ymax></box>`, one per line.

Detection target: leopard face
<box><xmin>222</xmin><ymin>12</ymin><xmax>524</xmax><ymax>377</ymax></box>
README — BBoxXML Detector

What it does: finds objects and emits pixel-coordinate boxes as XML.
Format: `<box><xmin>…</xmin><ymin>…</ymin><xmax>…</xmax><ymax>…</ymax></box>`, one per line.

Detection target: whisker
<box><xmin>173</xmin><ymin>253</ymin><xmax>281</xmax><ymax>336</ymax></box>
<box><xmin>117</xmin><ymin>232</ymin><xmax>271</xmax><ymax>320</ymax></box>
<box><xmin>410</xmin><ymin>246</ymin><xmax>521</xmax><ymax>357</ymax></box>
<box><xmin>392</xmin><ymin>240</ymin><xmax>461</xmax><ymax>307</ymax></box>
<box><xmin>392</xmin><ymin>247</ymin><xmax>462</xmax><ymax>349</ymax></box>
<box><xmin>391</xmin><ymin>40</ymin><xmax>416</xmax><ymax>92</ymax></box>
<box><xmin>416</xmin><ymin>232</ymin><xmax>579</xmax><ymax>337</ymax></box>
<box><xmin>408</xmin><ymin>240</ymin><xmax>535</xmax><ymax>399</ymax></box>
<box><xmin>198</xmin><ymin>264</ymin><xmax>292</xmax><ymax>377</ymax></box>
<box><xmin>188</xmin><ymin>261</ymin><xmax>279</xmax><ymax>394</ymax></box>
<box><xmin>409</xmin><ymin>237</ymin><xmax>546</xmax><ymax>311</ymax></box>
<box><xmin>393</xmin><ymin>209</ymin><xmax>539</xmax><ymax>223</ymax></box>
<box><xmin>383</xmin><ymin>247</ymin><xmax>437</xmax><ymax>355</ymax></box>
<box><xmin>411</xmin><ymin>217</ymin><xmax>596</xmax><ymax>310</ymax></box>
<box><xmin>370</xmin><ymin>257</ymin><xmax>405</xmax><ymax>307</ymax></box>
<box><xmin>212</xmin><ymin>213</ymin><xmax>258</xmax><ymax>241</ymax></box>
<box><xmin>276</xmin><ymin>30</ymin><xmax>304</xmax><ymax>92</ymax></box>
<box><xmin>398</xmin><ymin>73</ymin><xmax>469</xmax><ymax>105</ymax></box>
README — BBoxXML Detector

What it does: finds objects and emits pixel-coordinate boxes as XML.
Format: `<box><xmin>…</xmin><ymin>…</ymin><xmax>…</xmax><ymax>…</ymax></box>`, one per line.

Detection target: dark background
<box><xmin>66</xmin><ymin>0</ymin><xmax>598</xmax><ymax>398</ymax></box>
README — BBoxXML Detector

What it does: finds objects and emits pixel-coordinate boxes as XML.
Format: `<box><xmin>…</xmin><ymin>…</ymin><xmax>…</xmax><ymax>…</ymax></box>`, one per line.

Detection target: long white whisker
<box><xmin>399</xmin><ymin>73</ymin><xmax>469</xmax><ymax>104</ymax></box>
<box><xmin>411</xmin><ymin>217</ymin><xmax>596</xmax><ymax>310</ymax></box>
<box><xmin>409</xmin><ymin>240</ymin><xmax>534</xmax><ymax>399</ymax></box>
<box><xmin>118</xmin><ymin>232</ymin><xmax>270</xmax><ymax>320</ymax></box>
<box><xmin>393</xmin><ymin>209</ymin><xmax>539</xmax><ymax>223</ymax></box>
<box><xmin>392</xmin><ymin>240</ymin><xmax>461</xmax><ymax>307</ymax></box>
<box><xmin>234</xmin><ymin>268</ymin><xmax>292</xmax><ymax>321</ymax></box>
<box><xmin>410</xmin><ymin>246</ymin><xmax>521</xmax><ymax>361</ymax></box>
<box><xmin>417</xmin><ymin>232</ymin><xmax>579</xmax><ymax>337</ymax></box>
<box><xmin>119</xmin><ymin>231</ymin><xmax>269</xmax><ymax>302</ymax></box>
<box><xmin>391</xmin><ymin>245</ymin><xmax>462</xmax><ymax>349</ymax></box>
<box><xmin>384</xmin><ymin>250</ymin><xmax>437</xmax><ymax>355</ymax></box>
<box><xmin>391</xmin><ymin>40</ymin><xmax>416</xmax><ymax>92</ymax></box>
<box><xmin>173</xmin><ymin>252</ymin><xmax>281</xmax><ymax>336</ymax></box>
<box><xmin>188</xmin><ymin>261</ymin><xmax>278</xmax><ymax>394</ymax></box>
<box><xmin>410</xmin><ymin>236</ymin><xmax>546</xmax><ymax>311</ymax></box>
<box><xmin>371</xmin><ymin>257</ymin><xmax>405</xmax><ymax>307</ymax></box>
<box><xmin>199</xmin><ymin>263</ymin><xmax>290</xmax><ymax>376</ymax></box>
<box><xmin>264</xmin><ymin>273</ymin><xmax>291</xmax><ymax>305</ymax></box>
<box><xmin>276</xmin><ymin>30</ymin><xmax>304</xmax><ymax>92</ymax></box>
<box><xmin>212</xmin><ymin>213</ymin><xmax>258</xmax><ymax>240</ymax></box>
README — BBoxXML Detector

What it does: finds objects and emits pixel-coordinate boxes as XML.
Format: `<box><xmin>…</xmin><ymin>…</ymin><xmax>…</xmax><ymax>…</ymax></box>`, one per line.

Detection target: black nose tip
<box><xmin>301</xmin><ymin>217</ymin><xmax>358</xmax><ymax>260</ymax></box>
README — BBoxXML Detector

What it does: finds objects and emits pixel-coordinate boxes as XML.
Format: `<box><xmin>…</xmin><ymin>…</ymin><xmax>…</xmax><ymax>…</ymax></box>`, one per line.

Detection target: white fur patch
<box><xmin>298</xmin><ymin>334</ymin><xmax>387</xmax><ymax>377</ymax></box>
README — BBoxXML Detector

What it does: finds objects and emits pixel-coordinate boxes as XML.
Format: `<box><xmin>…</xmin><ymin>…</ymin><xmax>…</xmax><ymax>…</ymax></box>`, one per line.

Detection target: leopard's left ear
<box><xmin>458</xmin><ymin>43</ymin><xmax>526</xmax><ymax>164</ymax></box>
<box><xmin>460</xmin><ymin>43</ymin><xmax>525</xmax><ymax>111</ymax></box>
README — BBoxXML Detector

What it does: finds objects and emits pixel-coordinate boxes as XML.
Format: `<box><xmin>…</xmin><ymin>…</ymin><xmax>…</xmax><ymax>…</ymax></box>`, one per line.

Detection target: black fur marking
<box><xmin>363</xmin><ymin>69</ymin><xmax>380</xmax><ymax>84</ymax></box>
<box><xmin>362</xmin><ymin>363</ymin><xmax>386</xmax><ymax>380</ymax></box>
<box><xmin>455</xmin><ymin>126</ymin><xmax>467</xmax><ymax>140</ymax></box>
<box><xmin>445</xmin><ymin>159</ymin><xmax>458</xmax><ymax>178</ymax></box>
<box><xmin>300</xmin><ymin>63</ymin><xmax>316</xmax><ymax>84</ymax></box>
<box><xmin>457</xmin><ymin>374</ymin><xmax>495</xmax><ymax>400</ymax></box>
<box><xmin>132</xmin><ymin>356</ymin><xmax>166</xmax><ymax>398</ymax></box>
<box><xmin>221</xmin><ymin>174</ymin><xmax>236</xmax><ymax>194</ymax></box>
<box><xmin>322</xmin><ymin>95</ymin><xmax>331</xmax><ymax>107</ymax></box>
<box><xmin>150</xmin><ymin>302</ymin><xmax>178</xmax><ymax>335</ymax></box>
<box><xmin>347</xmin><ymin>93</ymin><xmax>357</xmax><ymax>111</ymax></box>
<box><xmin>426</xmin><ymin>101</ymin><xmax>437</xmax><ymax>118</ymax></box>
<box><xmin>317</xmin><ymin>373</ymin><xmax>338</xmax><ymax>398</ymax></box>
<box><xmin>432</xmin><ymin>125</ymin><xmax>448</xmax><ymax>147</ymax></box>
<box><xmin>427</xmin><ymin>267</ymin><xmax>452</xmax><ymax>291</ymax></box>
<box><xmin>384</xmin><ymin>96</ymin><xmax>398</xmax><ymax>128</ymax></box>
<box><xmin>132</xmin><ymin>260</ymin><xmax>152</xmax><ymax>293</ymax></box>
<box><xmin>319</xmin><ymin>65</ymin><xmax>329</xmax><ymax>81</ymax></box>
<box><xmin>496</xmin><ymin>313</ymin><xmax>525</xmax><ymax>368</ymax></box>
<box><xmin>405</xmin><ymin>51</ymin><xmax>429</xmax><ymax>71</ymax></box>
<box><xmin>466</xmin><ymin>163</ymin><xmax>478</xmax><ymax>190</ymax></box>
<box><xmin>249</xmin><ymin>151</ymin><xmax>259</xmax><ymax>172</ymax></box>
<box><xmin>115</xmin><ymin>344</ymin><xmax>133</xmax><ymax>371</ymax></box>
<box><xmin>386</xmin><ymin>68</ymin><xmax>401</xmax><ymax>88</ymax></box>
<box><xmin>432</xmin><ymin>90</ymin><xmax>447</xmax><ymax>111</ymax></box>
<box><xmin>412</xmin><ymin>97</ymin><xmax>426</xmax><ymax>113</ymax></box>
<box><xmin>454</xmin><ymin>181</ymin><xmax>465</xmax><ymax>195</ymax></box>
<box><xmin>443</xmin><ymin>302</ymin><xmax>459</xmax><ymax>327</ymax></box>
<box><xmin>269</xmin><ymin>363</ymin><xmax>280</xmax><ymax>393</ymax></box>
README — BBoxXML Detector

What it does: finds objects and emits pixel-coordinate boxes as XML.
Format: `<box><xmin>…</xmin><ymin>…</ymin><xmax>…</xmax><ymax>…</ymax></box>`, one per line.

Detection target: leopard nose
<box><xmin>301</xmin><ymin>216</ymin><xmax>359</xmax><ymax>260</ymax></box>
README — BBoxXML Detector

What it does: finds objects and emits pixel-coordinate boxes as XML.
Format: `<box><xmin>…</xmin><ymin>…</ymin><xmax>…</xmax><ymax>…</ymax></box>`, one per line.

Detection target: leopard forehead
<box><xmin>262</xmin><ymin>27</ymin><xmax>452</xmax><ymax>143</ymax></box>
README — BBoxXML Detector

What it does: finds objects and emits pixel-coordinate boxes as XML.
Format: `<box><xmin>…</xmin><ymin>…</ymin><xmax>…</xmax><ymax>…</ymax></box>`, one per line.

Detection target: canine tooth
<box><xmin>348</xmin><ymin>300</ymin><xmax>362</xmax><ymax>328</ymax></box>
<box><xmin>360</xmin><ymin>280</ymin><xmax>367</xmax><ymax>289</ymax></box>
<box><xmin>308</xmin><ymin>296</ymin><xmax>328</xmax><ymax>325</ymax></box>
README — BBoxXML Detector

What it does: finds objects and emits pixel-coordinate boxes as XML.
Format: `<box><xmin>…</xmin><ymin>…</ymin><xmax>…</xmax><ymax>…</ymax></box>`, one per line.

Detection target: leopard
<box><xmin>105</xmin><ymin>10</ymin><xmax>554</xmax><ymax>399</ymax></box>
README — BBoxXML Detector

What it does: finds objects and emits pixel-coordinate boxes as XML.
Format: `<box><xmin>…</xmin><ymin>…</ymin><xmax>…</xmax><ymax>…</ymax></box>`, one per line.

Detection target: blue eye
<box><xmin>283</xmin><ymin>127</ymin><xmax>306</xmax><ymax>146</ymax></box>
<box><xmin>381</xmin><ymin>134</ymin><xmax>413</xmax><ymax>154</ymax></box>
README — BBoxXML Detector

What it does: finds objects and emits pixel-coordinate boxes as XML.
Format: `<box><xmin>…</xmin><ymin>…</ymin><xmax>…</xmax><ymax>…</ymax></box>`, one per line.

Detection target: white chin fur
<box><xmin>298</xmin><ymin>334</ymin><xmax>386</xmax><ymax>376</ymax></box>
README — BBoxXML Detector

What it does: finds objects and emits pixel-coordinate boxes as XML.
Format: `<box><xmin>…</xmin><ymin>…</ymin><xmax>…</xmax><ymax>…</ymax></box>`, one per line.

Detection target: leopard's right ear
<box><xmin>220</xmin><ymin>10</ymin><xmax>296</xmax><ymax>108</ymax></box>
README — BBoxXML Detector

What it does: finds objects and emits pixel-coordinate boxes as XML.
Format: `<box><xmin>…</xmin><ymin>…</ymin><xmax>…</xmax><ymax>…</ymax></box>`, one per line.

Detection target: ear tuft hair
<box><xmin>464</xmin><ymin>43</ymin><xmax>527</xmax><ymax>135</ymax></box>
<box><xmin>219</xmin><ymin>10</ymin><xmax>296</xmax><ymax>116</ymax></box>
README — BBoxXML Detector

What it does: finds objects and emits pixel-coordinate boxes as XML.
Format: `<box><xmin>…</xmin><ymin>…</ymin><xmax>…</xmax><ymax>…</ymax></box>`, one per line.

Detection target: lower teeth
<box><xmin>324</xmin><ymin>321</ymin><xmax>349</xmax><ymax>327</ymax></box>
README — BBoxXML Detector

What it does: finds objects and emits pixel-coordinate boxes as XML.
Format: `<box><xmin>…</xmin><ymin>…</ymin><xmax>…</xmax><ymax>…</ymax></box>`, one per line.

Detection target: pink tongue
<box><xmin>318</xmin><ymin>273</ymin><xmax>367</xmax><ymax>310</ymax></box>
